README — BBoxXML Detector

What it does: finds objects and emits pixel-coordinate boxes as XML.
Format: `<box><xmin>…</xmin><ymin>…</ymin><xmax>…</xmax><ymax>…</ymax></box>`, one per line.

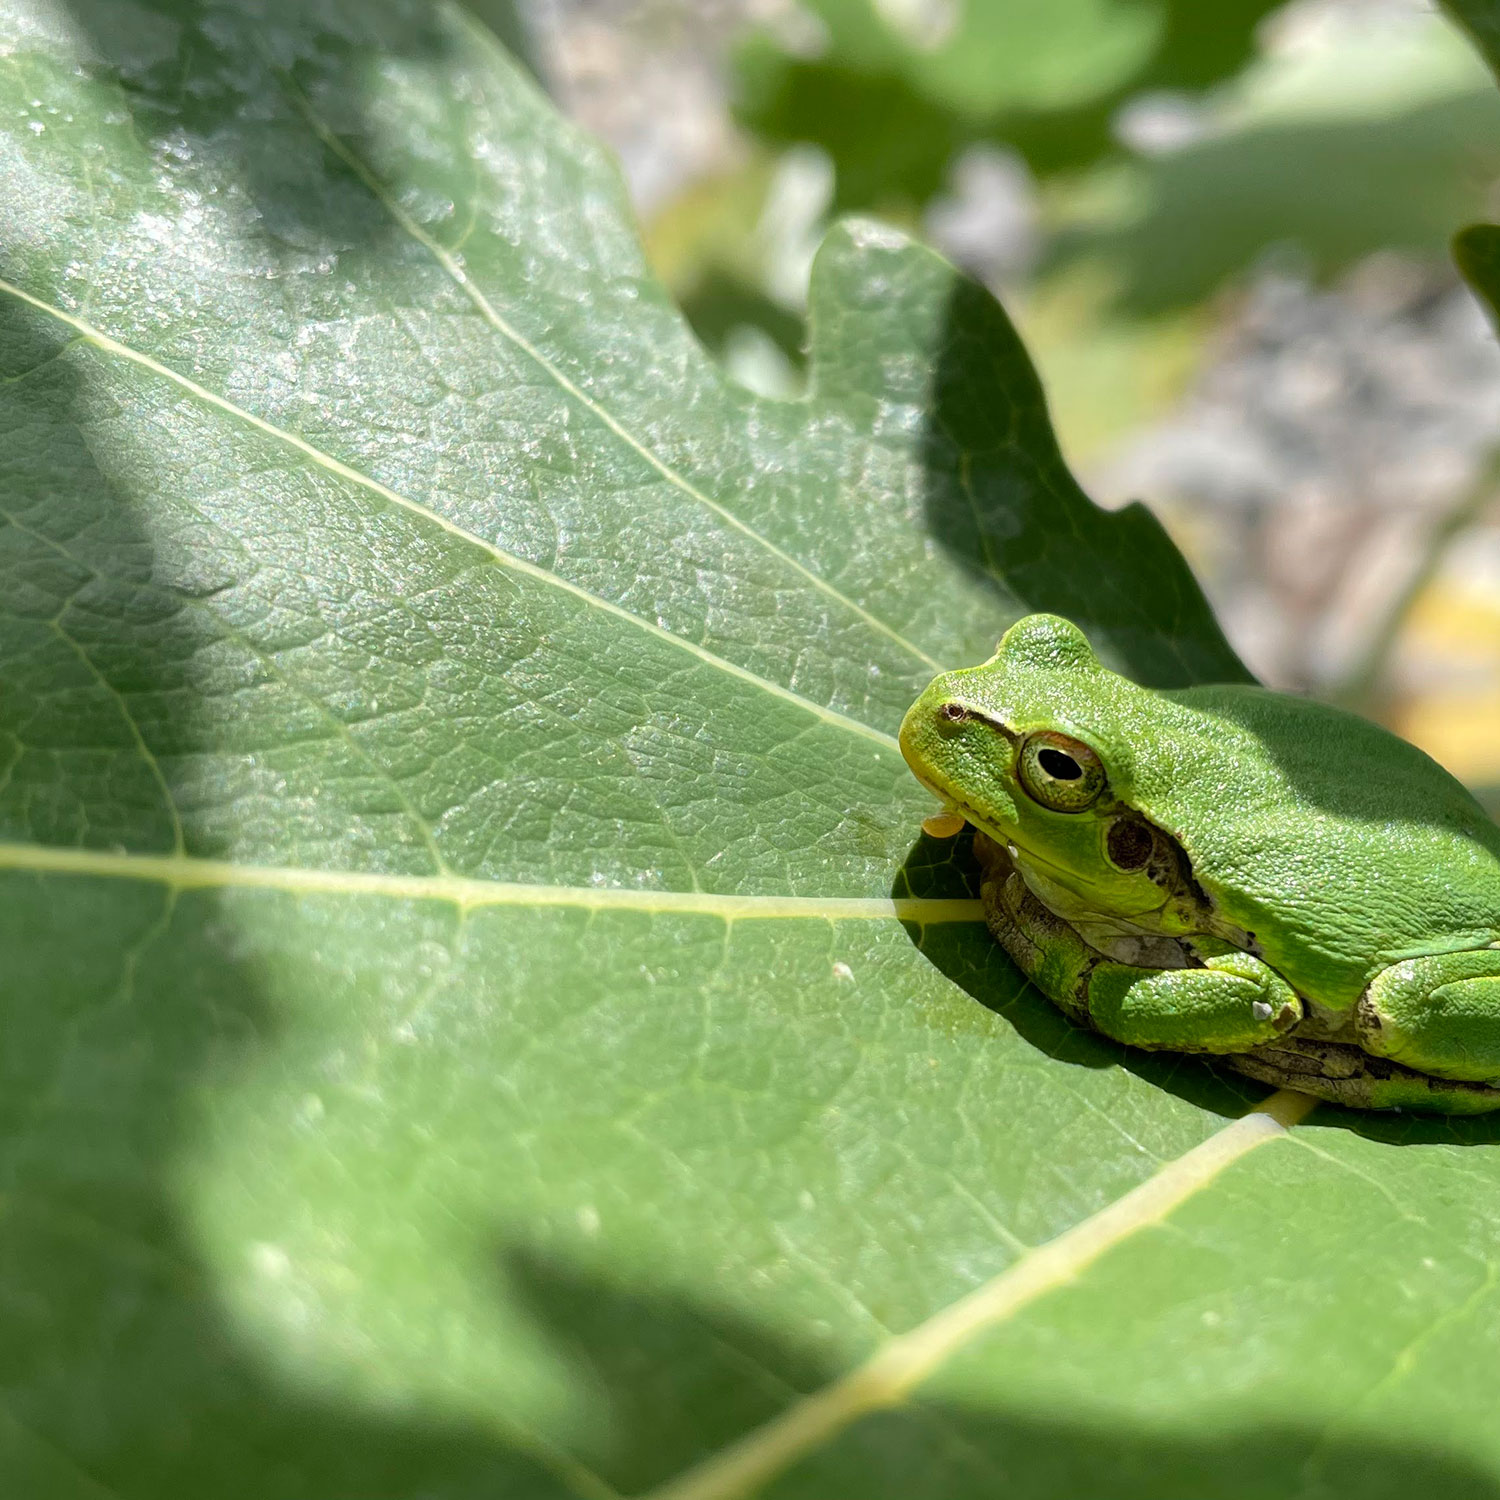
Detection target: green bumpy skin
<box><xmin>899</xmin><ymin>614</ymin><xmax>1500</xmax><ymax>1114</ymax></box>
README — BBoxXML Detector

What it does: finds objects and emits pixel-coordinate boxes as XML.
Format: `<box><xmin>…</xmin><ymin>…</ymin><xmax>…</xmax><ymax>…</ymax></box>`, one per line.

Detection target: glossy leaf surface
<box><xmin>1</xmin><ymin>4</ymin><xmax>1498</xmax><ymax>1499</ymax></box>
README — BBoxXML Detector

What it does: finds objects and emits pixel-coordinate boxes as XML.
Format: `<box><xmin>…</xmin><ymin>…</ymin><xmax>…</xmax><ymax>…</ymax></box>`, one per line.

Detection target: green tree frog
<box><xmin>899</xmin><ymin>613</ymin><xmax>1500</xmax><ymax>1113</ymax></box>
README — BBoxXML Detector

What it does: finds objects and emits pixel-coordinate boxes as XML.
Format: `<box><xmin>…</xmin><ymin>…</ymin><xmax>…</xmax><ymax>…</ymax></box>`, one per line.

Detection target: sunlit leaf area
<box><xmin>3</xmin><ymin>1</ymin><xmax>1500</xmax><ymax>1497</ymax></box>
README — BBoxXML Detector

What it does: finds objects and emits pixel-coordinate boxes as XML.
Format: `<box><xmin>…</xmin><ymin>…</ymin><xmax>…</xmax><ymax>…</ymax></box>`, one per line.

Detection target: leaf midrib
<box><xmin>643</xmin><ymin>1089</ymin><xmax>1316</xmax><ymax>1500</ymax></box>
<box><xmin>0</xmin><ymin>841</ymin><xmax>986</xmax><ymax>920</ymax></box>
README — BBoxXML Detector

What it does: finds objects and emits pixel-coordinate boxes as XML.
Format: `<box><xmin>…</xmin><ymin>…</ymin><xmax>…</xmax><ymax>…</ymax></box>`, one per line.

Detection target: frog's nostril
<box><xmin>935</xmin><ymin>702</ymin><xmax>968</xmax><ymax>736</ymax></box>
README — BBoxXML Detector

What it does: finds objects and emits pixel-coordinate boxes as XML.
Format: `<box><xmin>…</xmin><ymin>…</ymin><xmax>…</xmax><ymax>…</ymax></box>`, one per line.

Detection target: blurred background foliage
<box><xmin>499</xmin><ymin>0</ymin><xmax>1500</xmax><ymax>808</ymax></box>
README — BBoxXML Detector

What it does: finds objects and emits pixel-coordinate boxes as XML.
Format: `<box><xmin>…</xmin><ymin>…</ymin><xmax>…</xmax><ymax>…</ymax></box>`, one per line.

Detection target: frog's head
<box><xmin>899</xmin><ymin>614</ymin><xmax>1184</xmax><ymax>925</ymax></box>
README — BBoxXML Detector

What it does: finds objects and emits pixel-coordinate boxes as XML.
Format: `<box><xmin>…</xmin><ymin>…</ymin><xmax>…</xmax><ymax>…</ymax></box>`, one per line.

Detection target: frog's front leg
<box><xmin>1356</xmin><ymin>948</ymin><xmax>1500</xmax><ymax>1083</ymax></box>
<box><xmin>1087</xmin><ymin>943</ymin><xmax>1303</xmax><ymax>1053</ymax></box>
<box><xmin>977</xmin><ymin>835</ymin><xmax>1302</xmax><ymax>1053</ymax></box>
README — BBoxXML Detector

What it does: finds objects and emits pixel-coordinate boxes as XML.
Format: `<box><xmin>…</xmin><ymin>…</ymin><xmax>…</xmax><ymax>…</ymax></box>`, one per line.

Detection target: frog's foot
<box><xmin>1225</xmin><ymin>1037</ymin><xmax>1500</xmax><ymax>1115</ymax></box>
<box><xmin>1355</xmin><ymin>950</ymin><xmax>1500</xmax><ymax>1088</ymax></box>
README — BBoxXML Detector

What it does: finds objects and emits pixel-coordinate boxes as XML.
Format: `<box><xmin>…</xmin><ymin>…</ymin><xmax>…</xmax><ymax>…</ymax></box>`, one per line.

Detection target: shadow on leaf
<box><xmin>500</xmin><ymin>1247</ymin><xmax>1500</xmax><ymax>1500</ymax></box>
<box><xmin>917</xmin><ymin>271</ymin><xmax>1249</xmax><ymax>691</ymax></box>
<box><xmin>38</xmin><ymin>0</ymin><xmax>536</xmax><ymax>300</ymax></box>
<box><xmin>893</xmin><ymin>829</ymin><xmax>1267</xmax><ymax>1120</ymax></box>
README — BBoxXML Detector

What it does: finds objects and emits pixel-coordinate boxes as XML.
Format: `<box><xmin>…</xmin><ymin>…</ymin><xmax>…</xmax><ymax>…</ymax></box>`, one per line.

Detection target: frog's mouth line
<box><xmin>910</xmin><ymin>768</ymin><xmax>1075</xmax><ymax>884</ymax></box>
<box><xmin>909</xmin><ymin>772</ymin><xmax>1171</xmax><ymax>928</ymax></box>
<box><xmin>909</xmin><ymin>770</ymin><xmax>1015</xmax><ymax>852</ymax></box>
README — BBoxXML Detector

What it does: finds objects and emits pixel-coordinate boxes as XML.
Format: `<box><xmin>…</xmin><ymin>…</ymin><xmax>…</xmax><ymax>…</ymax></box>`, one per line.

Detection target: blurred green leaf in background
<box><xmin>732</xmin><ymin>0</ymin><xmax>1284</xmax><ymax>208</ymax></box>
<box><xmin>691</xmin><ymin>0</ymin><xmax>1500</xmax><ymax>409</ymax></box>
<box><xmin>1054</xmin><ymin>10</ymin><xmax>1500</xmax><ymax>312</ymax></box>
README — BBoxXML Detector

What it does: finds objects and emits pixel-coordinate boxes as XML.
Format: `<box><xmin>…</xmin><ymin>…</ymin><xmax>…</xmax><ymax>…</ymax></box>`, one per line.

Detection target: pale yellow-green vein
<box><xmin>0</xmin><ymin>277</ymin><xmax>901</xmax><ymax>758</ymax></box>
<box><xmin>0</xmin><ymin>841</ymin><xmax>985</xmax><ymax>923</ymax></box>
<box><xmin>645</xmin><ymin>1089</ymin><xmax>1316</xmax><ymax>1500</ymax></box>
<box><xmin>277</xmin><ymin>40</ymin><xmax>945</xmax><ymax>676</ymax></box>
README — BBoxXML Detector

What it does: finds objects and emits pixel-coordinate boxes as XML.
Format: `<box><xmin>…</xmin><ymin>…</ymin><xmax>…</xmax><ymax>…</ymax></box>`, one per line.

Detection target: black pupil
<box><xmin>1038</xmin><ymin>748</ymin><xmax>1082</xmax><ymax>780</ymax></box>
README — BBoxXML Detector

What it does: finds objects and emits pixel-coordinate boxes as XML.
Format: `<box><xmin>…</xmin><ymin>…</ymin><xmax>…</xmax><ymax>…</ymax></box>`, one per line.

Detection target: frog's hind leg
<box><xmin>1351</xmin><ymin>948</ymin><xmax>1500</xmax><ymax>1103</ymax></box>
<box><xmin>1228</xmin><ymin>949</ymin><xmax>1500</xmax><ymax>1114</ymax></box>
<box><xmin>1225</xmin><ymin>1036</ymin><xmax>1500</xmax><ymax>1114</ymax></box>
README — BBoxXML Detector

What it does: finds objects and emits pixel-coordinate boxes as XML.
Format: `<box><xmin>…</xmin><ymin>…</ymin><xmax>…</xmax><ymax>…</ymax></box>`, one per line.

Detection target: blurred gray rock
<box><xmin>1093</xmin><ymin>256</ymin><xmax>1500</xmax><ymax>691</ymax></box>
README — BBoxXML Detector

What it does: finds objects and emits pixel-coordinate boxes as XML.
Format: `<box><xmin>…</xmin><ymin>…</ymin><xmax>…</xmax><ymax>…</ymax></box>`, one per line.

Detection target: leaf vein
<box><xmin>0</xmin><ymin>840</ymin><xmax>986</xmax><ymax>922</ymax></box>
<box><xmin>641</xmin><ymin>1089</ymin><xmax>1316</xmax><ymax>1500</ymax></box>
<box><xmin>277</xmin><ymin>38</ymin><xmax>945</xmax><ymax>675</ymax></box>
<box><xmin>0</xmin><ymin>277</ymin><xmax>902</xmax><ymax>758</ymax></box>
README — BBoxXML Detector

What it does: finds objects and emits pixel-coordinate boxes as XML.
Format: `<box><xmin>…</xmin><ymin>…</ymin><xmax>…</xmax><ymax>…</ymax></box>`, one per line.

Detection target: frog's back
<box><xmin>1133</xmin><ymin>683</ymin><xmax>1500</xmax><ymax>1007</ymax></box>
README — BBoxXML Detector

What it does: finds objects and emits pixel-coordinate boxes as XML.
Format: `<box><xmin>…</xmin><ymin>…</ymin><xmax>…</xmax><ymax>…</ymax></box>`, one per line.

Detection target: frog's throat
<box><xmin>914</xmin><ymin>774</ymin><xmax>1175</xmax><ymax>934</ymax></box>
<box><xmin>1008</xmin><ymin>841</ymin><xmax>1175</xmax><ymax>941</ymax></box>
<box><xmin>977</xmin><ymin>836</ymin><xmax>1197</xmax><ymax>970</ymax></box>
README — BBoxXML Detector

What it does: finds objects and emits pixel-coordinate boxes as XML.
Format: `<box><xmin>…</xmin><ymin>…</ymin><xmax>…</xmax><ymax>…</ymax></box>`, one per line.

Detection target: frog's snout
<box><xmin>897</xmin><ymin>676</ymin><xmax>960</xmax><ymax>779</ymax></box>
<box><xmin>897</xmin><ymin>696</ymin><xmax>926</xmax><ymax>773</ymax></box>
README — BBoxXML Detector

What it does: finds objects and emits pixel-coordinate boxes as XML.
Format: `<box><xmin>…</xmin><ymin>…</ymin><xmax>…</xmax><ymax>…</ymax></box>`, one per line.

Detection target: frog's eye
<box><xmin>1017</xmin><ymin>731</ymin><xmax>1106</xmax><ymax>812</ymax></box>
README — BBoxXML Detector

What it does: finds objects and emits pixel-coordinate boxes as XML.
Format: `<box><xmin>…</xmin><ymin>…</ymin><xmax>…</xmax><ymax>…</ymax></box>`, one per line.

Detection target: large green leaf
<box><xmin>3</xmin><ymin>4</ymin><xmax>1500</xmax><ymax>1500</ymax></box>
